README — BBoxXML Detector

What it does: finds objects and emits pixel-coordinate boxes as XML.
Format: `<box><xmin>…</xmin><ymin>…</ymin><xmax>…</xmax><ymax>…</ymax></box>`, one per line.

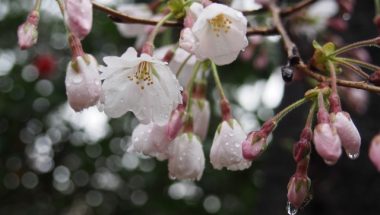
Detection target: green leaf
<box><xmin>168</xmin><ymin>0</ymin><xmax>187</xmax><ymax>19</ymax></box>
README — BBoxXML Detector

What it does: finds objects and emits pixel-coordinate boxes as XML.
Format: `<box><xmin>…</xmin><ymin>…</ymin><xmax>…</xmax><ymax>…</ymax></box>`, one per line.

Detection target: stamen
<box><xmin>208</xmin><ymin>14</ymin><xmax>232</xmax><ymax>37</ymax></box>
<box><xmin>128</xmin><ymin>61</ymin><xmax>154</xmax><ymax>90</ymax></box>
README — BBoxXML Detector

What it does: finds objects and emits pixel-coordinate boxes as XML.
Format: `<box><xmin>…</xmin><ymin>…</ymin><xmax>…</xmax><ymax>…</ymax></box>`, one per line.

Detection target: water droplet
<box><xmin>347</xmin><ymin>152</ymin><xmax>359</xmax><ymax>160</ymax></box>
<box><xmin>179</xmin><ymin>156</ymin><xmax>183</xmax><ymax>161</ymax></box>
<box><xmin>225</xmin><ymin>142</ymin><xmax>229</xmax><ymax>146</ymax></box>
<box><xmin>286</xmin><ymin>202</ymin><xmax>298</xmax><ymax>215</ymax></box>
<box><xmin>235</xmin><ymin>144</ymin><xmax>240</xmax><ymax>148</ymax></box>
<box><xmin>134</xmin><ymin>137</ymin><xmax>139</xmax><ymax>142</ymax></box>
<box><xmin>169</xmin><ymin>175</ymin><xmax>176</xmax><ymax>180</ymax></box>
<box><xmin>229</xmin><ymin>133</ymin><xmax>234</xmax><ymax>137</ymax></box>
<box><xmin>73</xmin><ymin>75</ymin><xmax>83</xmax><ymax>84</ymax></box>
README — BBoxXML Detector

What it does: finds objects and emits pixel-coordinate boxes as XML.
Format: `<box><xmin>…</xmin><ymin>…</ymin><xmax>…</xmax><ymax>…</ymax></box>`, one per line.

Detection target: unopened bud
<box><xmin>369</xmin><ymin>134</ymin><xmax>380</xmax><ymax>172</ymax></box>
<box><xmin>287</xmin><ymin>174</ymin><xmax>311</xmax><ymax>210</ymax></box>
<box><xmin>17</xmin><ymin>10</ymin><xmax>40</xmax><ymax>50</ymax></box>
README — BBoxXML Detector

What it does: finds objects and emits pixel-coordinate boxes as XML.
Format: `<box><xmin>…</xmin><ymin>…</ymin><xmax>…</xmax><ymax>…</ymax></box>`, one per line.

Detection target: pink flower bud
<box><xmin>179</xmin><ymin>28</ymin><xmax>197</xmax><ymax>54</ymax></box>
<box><xmin>242</xmin><ymin>131</ymin><xmax>268</xmax><ymax>160</ymax></box>
<box><xmin>369</xmin><ymin>134</ymin><xmax>380</xmax><ymax>172</ymax></box>
<box><xmin>167</xmin><ymin>109</ymin><xmax>184</xmax><ymax>141</ymax></box>
<box><xmin>17</xmin><ymin>10</ymin><xmax>39</xmax><ymax>50</ymax></box>
<box><xmin>64</xmin><ymin>0</ymin><xmax>93</xmax><ymax>40</ymax></box>
<box><xmin>168</xmin><ymin>133</ymin><xmax>205</xmax><ymax>180</ymax></box>
<box><xmin>65</xmin><ymin>54</ymin><xmax>101</xmax><ymax>111</ymax></box>
<box><xmin>313</xmin><ymin>123</ymin><xmax>342</xmax><ymax>165</ymax></box>
<box><xmin>192</xmin><ymin>99</ymin><xmax>210</xmax><ymax>141</ymax></box>
<box><xmin>128</xmin><ymin>123</ymin><xmax>171</xmax><ymax>161</ymax></box>
<box><xmin>330</xmin><ymin>111</ymin><xmax>361</xmax><ymax>159</ymax></box>
<box><xmin>287</xmin><ymin>174</ymin><xmax>311</xmax><ymax>209</ymax></box>
<box><xmin>210</xmin><ymin>119</ymin><xmax>251</xmax><ymax>170</ymax></box>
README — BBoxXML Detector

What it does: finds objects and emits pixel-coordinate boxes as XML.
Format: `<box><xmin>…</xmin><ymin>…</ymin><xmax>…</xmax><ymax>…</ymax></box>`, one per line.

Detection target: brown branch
<box><xmin>92</xmin><ymin>1</ymin><xmax>182</xmax><ymax>27</ymax></box>
<box><xmin>296</xmin><ymin>63</ymin><xmax>380</xmax><ymax>94</ymax></box>
<box><xmin>243</xmin><ymin>0</ymin><xmax>317</xmax><ymax>17</ymax></box>
<box><xmin>269</xmin><ymin>2</ymin><xmax>300</xmax><ymax>65</ymax></box>
<box><xmin>246</xmin><ymin>27</ymin><xmax>278</xmax><ymax>36</ymax></box>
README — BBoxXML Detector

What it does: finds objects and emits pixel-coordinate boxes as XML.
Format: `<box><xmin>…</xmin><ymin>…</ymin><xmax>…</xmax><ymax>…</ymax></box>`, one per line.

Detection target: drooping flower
<box><xmin>168</xmin><ymin>133</ymin><xmax>205</xmax><ymax>180</ymax></box>
<box><xmin>128</xmin><ymin>123</ymin><xmax>171</xmax><ymax>161</ymax></box>
<box><xmin>192</xmin><ymin>99</ymin><xmax>210</xmax><ymax>141</ymax></box>
<box><xmin>65</xmin><ymin>54</ymin><xmax>102</xmax><ymax>111</ymax></box>
<box><xmin>17</xmin><ymin>10</ymin><xmax>39</xmax><ymax>50</ymax></box>
<box><xmin>64</xmin><ymin>0</ymin><xmax>93</xmax><ymax>40</ymax></box>
<box><xmin>115</xmin><ymin>4</ymin><xmax>152</xmax><ymax>38</ymax></box>
<box><xmin>99</xmin><ymin>47</ymin><xmax>182</xmax><ymax>125</ymax></box>
<box><xmin>210</xmin><ymin>119</ymin><xmax>252</xmax><ymax>170</ymax></box>
<box><xmin>330</xmin><ymin>111</ymin><xmax>361</xmax><ymax>159</ymax></box>
<box><xmin>180</xmin><ymin>3</ymin><xmax>248</xmax><ymax>65</ymax></box>
<box><xmin>369</xmin><ymin>134</ymin><xmax>380</xmax><ymax>172</ymax></box>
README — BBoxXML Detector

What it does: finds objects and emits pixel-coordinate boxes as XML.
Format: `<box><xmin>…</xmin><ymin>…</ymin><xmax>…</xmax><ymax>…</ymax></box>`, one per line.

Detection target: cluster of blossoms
<box><xmin>17</xmin><ymin>0</ymin><xmax>380</xmax><ymax>214</ymax></box>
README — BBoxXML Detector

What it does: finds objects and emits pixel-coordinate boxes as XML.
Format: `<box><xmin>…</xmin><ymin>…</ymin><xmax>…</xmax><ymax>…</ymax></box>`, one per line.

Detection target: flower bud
<box><xmin>168</xmin><ymin>133</ymin><xmax>205</xmax><ymax>180</ymax></box>
<box><xmin>313</xmin><ymin>123</ymin><xmax>342</xmax><ymax>165</ymax></box>
<box><xmin>330</xmin><ymin>111</ymin><xmax>361</xmax><ymax>159</ymax></box>
<box><xmin>369</xmin><ymin>70</ymin><xmax>380</xmax><ymax>86</ymax></box>
<box><xmin>65</xmin><ymin>54</ymin><xmax>101</xmax><ymax>111</ymax></box>
<box><xmin>369</xmin><ymin>134</ymin><xmax>380</xmax><ymax>172</ymax></box>
<box><xmin>287</xmin><ymin>174</ymin><xmax>311</xmax><ymax>209</ymax></box>
<box><xmin>167</xmin><ymin>109</ymin><xmax>184</xmax><ymax>141</ymax></box>
<box><xmin>64</xmin><ymin>0</ymin><xmax>93</xmax><ymax>40</ymax></box>
<box><xmin>128</xmin><ymin>123</ymin><xmax>171</xmax><ymax>161</ymax></box>
<box><xmin>242</xmin><ymin>121</ymin><xmax>274</xmax><ymax>160</ymax></box>
<box><xmin>179</xmin><ymin>28</ymin><xmax>197</xmax><ymax>54</ymax></box>
<box><xmin>17</xmin><ymin>10</ymin><xmax>39</xmax><ymax>50</ymax></box>
<box><xmin>192</xmin><ymin>99</ymin><xmax>210</xmax><ymax>141</ymax></box>
<box><xmin>210</xmin><ymin>119</ymin><xmax>251</xmax><ymax>170</ymax></box>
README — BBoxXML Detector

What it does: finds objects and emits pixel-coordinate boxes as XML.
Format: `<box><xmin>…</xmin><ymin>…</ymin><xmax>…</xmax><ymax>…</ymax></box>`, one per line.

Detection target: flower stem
<box><xmin>329</xmin><ymin>37</ymin><xmax>380</xmax><ymax>56</ymax></box>
<box><xmin>334</xmin><ymin>57</ymin><xmax>380</xmax><ymax>72</ymax></box>
<box><xmin>185</xmin><ymin>61</ymin><xmax>202</xmax><ymax>115</ymax></box>
<box><xmin>272</xmin><ymin>98</ymin><xmax>309</xmax><ymax>124</ymax></box>
<box><xmin>305</xmin><ymin>100</ymin><xmax>317</xmax><ymax>129</ymax></box>
<box><xmin>147</xmin><ymin>12</ymin><xmax>174</xmax><ymax>46</ymax></box>
<box><xmin>211</xmin><ymin>62</ymin><xmax>227</xmax><ymax>99</ymax></box>
<box><xmin>176</xmin><ymin>53</ymin><xmax>193</xmax><ymax>77</ymax></box>
<box><xmin>33</xmin><ymin>0</ymin><xmax>42</xmax><ymax>11</ymax></box>
<box><xmin>333</xmin><ymin>58</ymin><xmax>370</xmax><ymax>79</ymax></box>
<box><xmin>328</xmin><ymin>60</ymin><xmax>338</xmax><ymax>95</ymax></box>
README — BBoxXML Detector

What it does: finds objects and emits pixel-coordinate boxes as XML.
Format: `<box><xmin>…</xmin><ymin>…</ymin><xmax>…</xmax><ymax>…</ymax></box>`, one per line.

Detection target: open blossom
<box><xmin>192</xmin><ymin>99</ymin><xmax>210</xmax><ymax>141</ymax></box>
<box><xmin>313</xmin><ymin>123</ymin><xmax>342</xmax><ymax>165</ymax></box>
<box><xmin>99</xmin><ymin>47</ymin><xmax>182</xmax><ymax>125</ymax></box>
<box><xmin>210</xmin><ymin>119</ymin><xmax>252</xmax><ymax>170</ymax></box>
<box><xmin>168</xmin><ymin>133</ymin><xmax>205</xmax><ymax>180</ymax></box>
<box><xmin>17</xmin><ymin>10</ymin><xmax>39</xmax><ymax>50</ymax></box>
<box><xmin>115</xmin><ymin>4</ymin><xmax>152</xmax><ymax>38</ymax></box>
<box><xmin>330</xmin><ymin>111</ymin><xmax>361</xmax><ymax>159</ymax></box>
<box><xmin>128</xmin><ymin>123</ymin><xmax>171</xmax><ymax>161</ymax></box>
<box><xmin>65</xmin><ymin>54</ymin><xmax>101</xmax><ymax>112</ymax></box>
<box><xmin>64</xmin><ymin>0</ymin><xmax>93</xmax><ymax>40</ymax></box>
<box><xmin>180</xmin><ymin>3</ymin><xmax>248</xmax><ymax>65</ymax></box>
<box><xmin>369</xmin><ymin>134</ymin><xmax>380</xmax><ymax>171</ymax></box>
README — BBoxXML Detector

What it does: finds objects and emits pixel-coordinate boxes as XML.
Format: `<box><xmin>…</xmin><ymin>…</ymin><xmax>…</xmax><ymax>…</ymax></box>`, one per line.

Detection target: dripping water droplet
<box><xmin>286</xmin><ymin>202</ymin><xmax>298</xmax><ymax>215</ymax></box>
<box><xmin>347</xmin><ymin>152</ymin><xmax>359</xmax><ymax>160</ymax></box>
<box><xmin>73</xmin><ymin>75</ymin><xmax>83</xmax><ymax>84</ymax></box>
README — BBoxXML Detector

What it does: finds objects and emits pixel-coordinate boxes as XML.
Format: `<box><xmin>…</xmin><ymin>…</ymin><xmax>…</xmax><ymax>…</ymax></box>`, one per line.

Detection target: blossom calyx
<box><xmin>17</xmin><ymin>10</ymin><xmax>40</xmax><ymax>50</ymax></box>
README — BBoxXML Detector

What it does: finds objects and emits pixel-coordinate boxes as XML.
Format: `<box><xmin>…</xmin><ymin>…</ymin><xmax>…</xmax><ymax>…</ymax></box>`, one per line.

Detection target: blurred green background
<box><xmin>1</xmin><ymin>0</ymin><xmax>380</xmax><ymax>215</ymax></box>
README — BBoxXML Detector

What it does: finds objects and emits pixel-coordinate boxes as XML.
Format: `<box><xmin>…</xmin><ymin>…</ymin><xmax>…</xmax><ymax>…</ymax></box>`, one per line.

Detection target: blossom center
<box><xmin>128</xmin><ymin>61</ymin><xmax>154</xmax><ymax>90</ymax></box>
<box><xmin>208</xmin><ymin>14</ymin><xmax>232</xmax><ymax>37</ymax></box>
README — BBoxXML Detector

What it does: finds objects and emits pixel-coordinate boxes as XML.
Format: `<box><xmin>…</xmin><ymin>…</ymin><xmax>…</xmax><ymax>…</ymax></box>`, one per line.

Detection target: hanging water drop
<box><xmin>286</xmin><ymin>202</ymin><xmax>298</xmax><ymax>215</ymax></box>
<box><xmin>281</xmin><ymin>66</ymin><xmax>293</xmax><ymax>82</ymax></box>
<box><xmin>73</xmin><ymin>75</ymin><xmax>83</xmax><ymax>84</ymax></box>
<box><xmin>347</xmin><ymin>152</ymin><xmax>359</xmax><ymax>160</ymax></box>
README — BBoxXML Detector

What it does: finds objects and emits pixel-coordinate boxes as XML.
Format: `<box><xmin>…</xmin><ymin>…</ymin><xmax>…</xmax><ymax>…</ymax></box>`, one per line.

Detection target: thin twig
<box><xmin>246</xmin><ymin>27</ymin><xmax>278</xmax><ymax>36</ymax></box>
<box><xmin>296</xmin><ymin>63</ymin><xmax>380</xmax><ymax>94</ymax></box>
<box><xmin>243</xmin><ymin>0</ymin><xmax>317</xmax><ymax>17</ymax></box>
<box><xmin>92</xmin><ymin>1</ymin><xmax>182</xmax><ymax>27</ymax></box>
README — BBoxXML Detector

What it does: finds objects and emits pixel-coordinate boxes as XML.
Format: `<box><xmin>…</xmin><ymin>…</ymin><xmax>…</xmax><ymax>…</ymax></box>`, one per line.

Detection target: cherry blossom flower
<box><xmin>192</xmin><ymin>99</ymin><xmax>210</xmax><ymax>141</ymax></box>
<box><xmin>64</xmin><ymin>0</ymin><xmax>93</xmax><ymax>40</ymax></box>
<box><xmin>99</xmin><ymin>47</ymin><xmax>182</xmax><ymax>125</ymax></box>
<box><xmin>65</xmin><ymin>54</ymin><xmax>101</xmax><ymax>112</ymax></box>
<box><xmin>180</xmin><ymin>3</ymin><xmax>248</xmax><ymax>65</ymax></box>
<box><xmin>330</xmin><ymin>111</ymin><xmax>361</xmax><ymax>159</ymax></box>
<box><xmin>17</xmin><ymin>10</ymin><xmax>39</xmax><ymax>50</ymax></box>
<box><xmin>210</xmin><ymin>119</ymin><xmax>252</xmax><ymax>170</ymax></box>
<box><xmin>168</xmin><ymin>133</ymin><xmax>205</xmax><ymax>180</ymax></box>
<box><xmin>369</xmin><ymin>134</ymin><xmax>380</xmax><ymax>171</ymax></box>
<box><xmin>231</xmin><ymin>0</ymin><xmax>262</xmax><ymax>11</ymax></box>
<box><xmin>128</xmin><ymin>123</ymin><xmax>171</xmax><ymax>161</ymax></box>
